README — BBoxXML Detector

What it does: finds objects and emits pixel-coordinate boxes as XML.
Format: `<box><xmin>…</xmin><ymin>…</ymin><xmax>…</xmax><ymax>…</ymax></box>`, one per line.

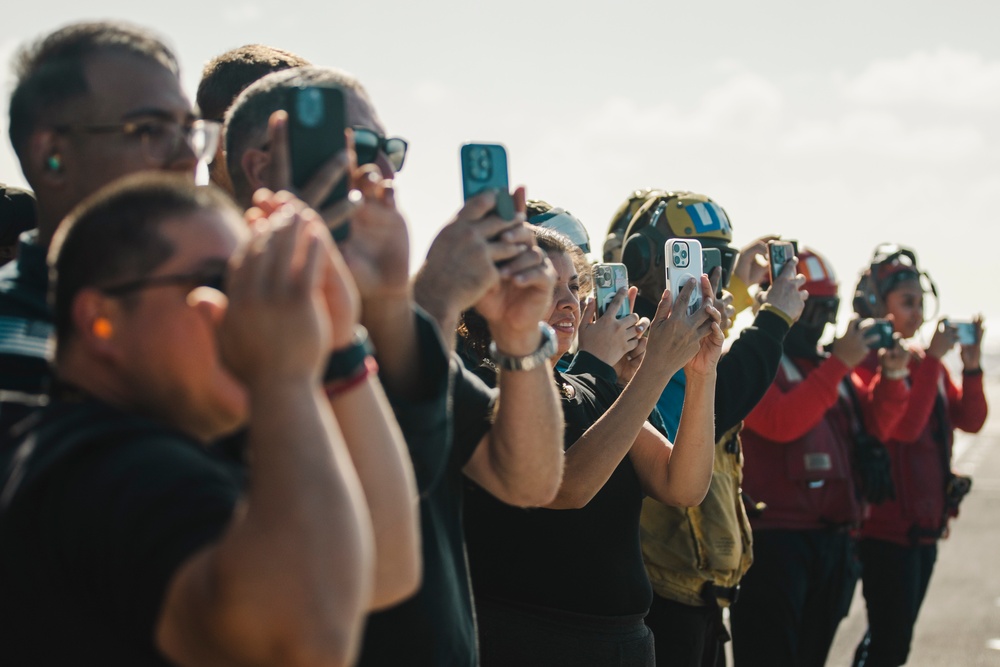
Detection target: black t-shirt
<box><xmin>464</xmin><ymin>357</ymin><xmax>654</xmax><ymax>617</ymax></box>
<box><xmin>0</xmin><ymin>398</ymin><xmax>240</xmax><ymax>666</ymax></box>
<box><xmin>358</xmin><ymin>308</ymin><xmax>495</xmax><ymax>667</ymax></box>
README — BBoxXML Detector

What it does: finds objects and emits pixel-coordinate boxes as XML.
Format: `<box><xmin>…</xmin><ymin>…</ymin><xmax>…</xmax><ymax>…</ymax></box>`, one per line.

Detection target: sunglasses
<box><xmin>353</xmin><ymin>126</ymin><xmax>408</xmax><ymax>172</ymax></box>
<box><xmin>100</xmin><ymin>270</ymin><xmax>225</xmax><ymax>297</ymax></box>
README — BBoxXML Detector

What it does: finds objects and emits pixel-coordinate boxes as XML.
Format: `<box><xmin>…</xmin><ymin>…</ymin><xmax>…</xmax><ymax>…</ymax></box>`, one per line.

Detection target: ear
<box><xmin>27</xmin><ymin>129</ymin><xmax>71</xmax><ymax>189</ymax></box>
<box><xmin>71</xmin><ymin>289</ymin><xmax>122</xmax><ymax>360</ymax></box>
<box><xmin>240</xmin><ymin>147</ymin><xmax>271</xmax><ymax>194</ymax></box>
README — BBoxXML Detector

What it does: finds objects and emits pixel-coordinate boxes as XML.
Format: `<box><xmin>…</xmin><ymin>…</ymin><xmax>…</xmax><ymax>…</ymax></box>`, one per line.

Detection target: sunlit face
<box><xmin>545</xmin><ymin>250</ymin><xmax>582</xmax><ymax>359</ymax></box>
<box><xmin>113</xmin><ymin>210</ymin><xmax>249</xmax><ymax>440</ymax></box>
<box><xmin>884</xmin><ymin>279</ymin><xmax>924</xmax><ymax>339</ymax></box>
<box><xmin>64</xmin><ymin>53</ymin><xmax>197</xmax><ymax>205</ymax></box>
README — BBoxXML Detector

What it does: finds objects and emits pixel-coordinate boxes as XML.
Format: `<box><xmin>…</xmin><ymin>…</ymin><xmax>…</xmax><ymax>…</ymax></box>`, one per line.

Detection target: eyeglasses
<box><xmin>53</xmin><ymin>118</ymin><xmax>221</xmax><ymax>167</ymax></box>
<box><xmin>100</xmin><ymin>270</ymin><xmax>225</xmax><ymax>297</ymax></box>
<box><xmin>353</xmin><ymin>126</ymin><xmax>408</xmax><ymax>172</ymax></box>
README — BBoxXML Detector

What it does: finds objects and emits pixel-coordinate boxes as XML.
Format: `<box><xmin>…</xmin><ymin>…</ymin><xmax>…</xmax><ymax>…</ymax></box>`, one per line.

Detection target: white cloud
<box><xmin>841</xmin><ymin>48</ymin><xmax>1000</xmax><ymax>109</ymax></box>
<box><xmin>779</xmin><ymin>111</ymin><xmax>983</xmax><ymax>160</ymax></box>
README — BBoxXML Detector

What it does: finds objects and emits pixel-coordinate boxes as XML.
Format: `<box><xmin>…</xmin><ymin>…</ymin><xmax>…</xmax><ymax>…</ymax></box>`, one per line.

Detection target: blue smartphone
<box><xmin>594</xmin><ymin>263</ymin><xmax>631</xmax><ymax>319</ymax></box>
<box><xmin>460</xmin><ymin>143</ymin><xmax>514</xmax><ymax>220</ymax></box>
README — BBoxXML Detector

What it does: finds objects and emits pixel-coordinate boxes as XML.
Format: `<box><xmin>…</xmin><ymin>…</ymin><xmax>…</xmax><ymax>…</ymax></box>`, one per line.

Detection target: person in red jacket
<box><xmin>730</xmin><ymin>247</ymin><xmax>910</xmax><ymax>667</ymax></box>
<box><xmin>850</xmin><ymin>244</ymin><xmax>987</xmax><ymax>667</ymax></box>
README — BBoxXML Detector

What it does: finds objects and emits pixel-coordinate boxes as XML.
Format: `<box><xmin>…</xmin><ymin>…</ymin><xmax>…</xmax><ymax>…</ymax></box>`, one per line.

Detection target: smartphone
<box><xmin>768</xmin><ymin>241</ymin><xmax>796</xmax><ymax>283</ymax></box>
<box><xmin>950</xmin><ymin>320</ymin><xmax>978</xmax><ymax>345</ymax></box>
<box><xmin>288</xmin><ymin>85</ymin><xmax>349</xmax><ymax>218</ymax></box>
<box><xmin>867</xmin><ymin>319</ymin><xmax>895</xmax><ymax>350</ymax></box>
<box><xmin>665</xmin><ymin>238</ymin><xmax>704</xmax><ymax>316</ymax></box>
<box><xmin>460</xmin><ymin>143</ymin><xmax>515</xmax><ymax>221</ymax></box>
<box><xmin>594</xmin><ymin>263</ymin><xmax>631</xmax><ymax>319</ymax></box>
<box><xmin>702</xmin><ymin>248</ymin><xmax>722</xmax><ymax>298</ymax></box>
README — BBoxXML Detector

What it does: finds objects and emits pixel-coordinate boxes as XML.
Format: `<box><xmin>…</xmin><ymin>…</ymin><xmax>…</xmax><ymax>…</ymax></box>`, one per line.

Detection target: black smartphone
<box><xmin>460</xmin><ymin>143</ymin><xmax>514</xmax><ymax>221</ymax></box>
<box><xmin>702</xmin><ymin>248</ymin><xmax>722</xmax><ymax>298</ymax></box>
<box><xmin>868</xmin><ymin>319</ymin><xmax>895</xmax><ymax>349</ymax></box>
<box><xmin>288</xmin><ymin>85</ymin><xmax>349</xmax><ymax>225</ymax></box>
<box><xmin>768</xmin><ymin>241</ymin><xmax>796</xmax><ymax>283</ymax></box>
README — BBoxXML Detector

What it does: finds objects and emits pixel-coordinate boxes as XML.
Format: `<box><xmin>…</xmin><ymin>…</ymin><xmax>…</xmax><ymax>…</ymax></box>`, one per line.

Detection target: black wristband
<box><xmin>324</xmin><ymin>326</ymin><xmax>374</xmax><ymax>383</ymax></box>
<box><xmin>963</xmin><ymin>367</ymin><xmax>984</xmax><ymax>377</ymax></box>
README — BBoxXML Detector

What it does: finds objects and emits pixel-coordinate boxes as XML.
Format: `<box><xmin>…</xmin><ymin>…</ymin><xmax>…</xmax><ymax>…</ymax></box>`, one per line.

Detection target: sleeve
<box><xmin>379</xmin><ymin>307</ymin><xmax>452</xmax><ymax>492</ymax></box>
<box><xmin>714</xmin><ymin>309</ymin><xmax>790</xmax><ymax>435</ymax></box>
<box><xmin>52</xmin><ymin>437</ymin><xmax>240</xmax><ymax>647</ymax></box>
<box><xmin>891</xmin><ymin>353</ymin><xmax>944</xmax><ymax>443</ymax></box>
<box><xmin>452</xmin><ymin>361</ymin><xmax>498</xmax><ymax>467</ymax></box>
<box><xmin>947</xmin><ymin>368</ymin><xmax>988</xmax><ymax>434</ymax></box>
<box><xmin>743</xmin><ymin>355</ymin><xmax>850</xmax><ymax>442</ymax></box>
<box><xmin>854</xmin><ymin>359</ymin><xmax>909</xmax><ymax>443</ymax></box>
<box><xmin>727</xmin><ymin>274</ymin><xmax>754</xmax><ymax>315</ymax></box>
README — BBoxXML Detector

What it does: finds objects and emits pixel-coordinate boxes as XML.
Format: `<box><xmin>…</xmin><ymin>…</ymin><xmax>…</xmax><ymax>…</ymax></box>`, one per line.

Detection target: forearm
<box><xmin>165</xmin><ymin>381</ymin><xmax>374</xmax><ymax>666</ymax></box>
<box><xmin>743</xmin><ymin>357</ymin><xmax>847</xmax><ymax>441</ymax></box>
<box><xmin>895</xmin><ymin>356</ymin><xmax>942</xmax><ymax>441</ymax></box>
<box><xmin>362</xmin><ymin>296</ymin><xmax>422</xmax><ymax>398</ymax></box>
<box><xmin>329</xmin><ymin>376</ymin><xmax>421</xmax><ymax>610</ymax></box>
<box><xmin>715</xmin><ymin>310</ymin><xmax>788</xmax><ymax>432</ymax></box>
<box><xmin>548</xmin><ymin>362</ymin><xmax>679</xmax><ymax>509</ymax></box>
<box><xmin>654</xmin><ymin>370</ymin><xmax>716</xmax><ymax>506</ymax></box>
<box><xmin>482</xmin><ymin>364</ymin><xmax>565</xmax><ymax>506</ymax></box>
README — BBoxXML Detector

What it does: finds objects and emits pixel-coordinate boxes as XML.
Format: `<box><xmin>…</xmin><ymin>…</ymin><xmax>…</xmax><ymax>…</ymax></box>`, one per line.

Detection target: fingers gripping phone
<box><xmin>460</xmin><ymin>143</ymin><xmax>515</xmax><ymax>221</ymax></box>
<box><xmin>702</xmin><ymin>248</ymin><xmax>722</xmax><ymax>298</ymax></box>
<box><xmin>288</xmin><ymin>85</ymin><xmax>349</xmax><ymax>213</ymax></box>
<box><xmin>868</xmin><ymin>319</ymin><xmax>895</xmax><ymax>349</ymax></box>
<box><xmin>948</xmin><ymin>320</ymin><xmax>978</xmax><ymax>345</ymax></box>
<box><xmin>768</xmin><ymin>241</ymin><xmax>796</xmax><ymax>283</ymax></box>
<box><xmin>666</xmin><ymin>238</ymin><xmax>704</xmax><ymax>316</ymax></box>
<box><xmin>594</xmin><ymin>263</ymin><xmax>631</xmax><ymax>319</ymax></box>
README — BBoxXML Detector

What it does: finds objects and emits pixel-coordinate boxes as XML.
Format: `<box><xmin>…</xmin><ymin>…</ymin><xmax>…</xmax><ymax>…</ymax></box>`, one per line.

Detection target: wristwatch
<box><xmin>488</xmin><ymin>323</ymin><xmax>558</xmax><ymax>372</ymax></box>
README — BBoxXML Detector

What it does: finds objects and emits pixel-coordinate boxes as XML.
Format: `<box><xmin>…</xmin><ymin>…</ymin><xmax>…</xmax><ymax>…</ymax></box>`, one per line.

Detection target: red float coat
<box><xmin>857</xmin><ymin>349</ymin><xmax>987</xmax><ymax>545</ymax></box>
<box><xmin>741</xmin><ymin>354</ymin><xmax>909</xmax><ymax>531</ymax></box>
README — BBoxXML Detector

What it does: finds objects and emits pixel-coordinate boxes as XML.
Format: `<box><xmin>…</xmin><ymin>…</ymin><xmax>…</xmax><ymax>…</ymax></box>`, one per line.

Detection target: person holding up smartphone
<box><xmin>729</xmin><ymin>247</ymin><xmax>910</xmax><ymax>667</ymax></box>
<box><xmin>461</xmin><ymin>226</ymin><xmax>723</xmax><ymax>666</ymax></box>
<box><xmin>605</xmin><ymin>189</ymin><xmax>807</xmax><ymax>667</ymax></box>
<box><xmin>849</xmin><ymin>244</ymin><xmax>987</xmax><ymax>667</ymax></box>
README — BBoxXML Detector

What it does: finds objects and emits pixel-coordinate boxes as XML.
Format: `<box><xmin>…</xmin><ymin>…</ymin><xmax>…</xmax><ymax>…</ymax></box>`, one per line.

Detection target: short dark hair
<box><xmin>196</xmin><ymin>44</ymin><xmax>311</xmax><ymax>123</ymax></box>
<box><xmin>8</xmin><ymin>21</ymin><xmax>179</xmax><ymax>164</ymax></box>
<box><xmin>49</xmin><ymin>174</ymin><xmax>239</xmax><ymax>356</ymax></box>
<box><xmin>224</xmin><ymin>65</ymin><xmax>368</xmax><ymax>205</ymax></box>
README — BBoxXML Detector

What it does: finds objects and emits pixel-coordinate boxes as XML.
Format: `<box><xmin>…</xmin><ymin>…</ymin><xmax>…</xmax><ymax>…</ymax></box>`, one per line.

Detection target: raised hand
<box><xmin>927</xmin><ymin>318</ymin><xmax>958</xmax><ymax>360</ymax></box>
<box><xmin>578</xmin><ymin>287</ymin><xmax>644</xmax><ymax>367</ymax></box>
<box><xmin>960</xmin><ymin>314</ymin><xmax>985</xmax><ymax>370</ymax></box>
<box><xmin>759</xmin><ymin>257</ymin><xmax>807</xmax><ymax>321</ymax></box>
<box><xmin>879</xmin><ymin>333</ymin><xmax>911</xmax><ymax>374</ymax></box>
<box><xmin>831</xmin><ymin>317</ymin><xmax>874</xmax><ymax>367</ymax></box>
<box><xmin>734</xmin><ymin>235</ymin><xmax>779</xmax><ymax>287</ymax></box>
<box><xmin>642</xmin><ymin>275</ymin><xmax>720</xmax><ymax>376</ymax></box>
<box><xmin>220</xmin><ymin>204</ymin><xmax>331</xmax><ymax>386</ymax></box>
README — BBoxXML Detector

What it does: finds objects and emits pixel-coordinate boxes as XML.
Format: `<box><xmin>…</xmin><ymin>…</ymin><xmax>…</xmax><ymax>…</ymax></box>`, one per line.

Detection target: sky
<box><xmin>3</xmin><ymin>0</ymin><xmax>999</xmax><ymax>350</ymax></box>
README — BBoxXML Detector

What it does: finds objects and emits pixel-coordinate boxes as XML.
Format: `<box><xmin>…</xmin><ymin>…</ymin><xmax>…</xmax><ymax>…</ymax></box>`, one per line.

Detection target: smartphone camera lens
<box><xmin>296</xmin><ymin>88</ymin><xmax>325</xmax><ymax>129</ymax></box>
<box><xmin>467</xmin><ymin>147</ymin><xmax>493</xmax><ymax>182</ymax></box>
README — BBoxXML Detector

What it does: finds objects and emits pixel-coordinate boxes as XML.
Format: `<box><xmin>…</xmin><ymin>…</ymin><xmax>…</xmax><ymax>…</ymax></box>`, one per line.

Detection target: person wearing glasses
<box><xmin>0</xmin><ymin>173</ymin><xmax>383</xmax><ymax>664</ymax></box>
<box><xmin>225</xmin><ymin>65</ymin><xmax>567</xmax><ymax>667</ymax></box>
<box><xmin>0</xmin><ymin>21</ymin><xmax>217</xmax><ymax>442</ymax></box>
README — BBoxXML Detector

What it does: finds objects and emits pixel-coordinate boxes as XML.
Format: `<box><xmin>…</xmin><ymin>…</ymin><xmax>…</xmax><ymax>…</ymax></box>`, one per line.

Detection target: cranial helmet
<box><xmin>615</xmin><ymin>191</ymin><xmax>737</xmax><ymax>303</ymax></box>
<box><xmin>604</xmin><ymin>188</ymin><xmax>665</xmax><ymax>262</ymax></box>
<box><xmin>853</xmin><ymin>243</ymin><xmax>937</xmax><ymax>318</ymax></box>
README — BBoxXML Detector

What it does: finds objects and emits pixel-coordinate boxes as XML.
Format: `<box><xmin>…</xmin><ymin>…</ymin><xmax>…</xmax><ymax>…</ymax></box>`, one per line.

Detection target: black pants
<box><xmin>730</xmin><ymin>529</ymin><xmax>859</xmax><ymax>667</ymax></box>
<box><xmin>852</xmin><ymin>538</ymin><xmax>937</xmax><ymax>667</ymax></box>
<box><xmin>477</xmin><ymin>598</ymin><xmax>654</xmax><ymax>667</ymax></box>
<box><xmin>644</xmin><ymin>594</ymin><xmax>727</xmax><ymax>667</ymax></box>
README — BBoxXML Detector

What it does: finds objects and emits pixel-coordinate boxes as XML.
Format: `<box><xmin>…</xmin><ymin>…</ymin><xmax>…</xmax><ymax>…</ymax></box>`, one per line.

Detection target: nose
<box><xmin>167</xmin><ymin>133</ymin><xmax>199</xmax><ymax>174</ymax></box>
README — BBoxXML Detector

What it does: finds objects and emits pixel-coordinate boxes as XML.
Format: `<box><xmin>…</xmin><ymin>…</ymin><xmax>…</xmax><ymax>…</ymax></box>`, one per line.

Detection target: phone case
<box><xmin>288</xmin><ymin>85</ymin><xmax>348</xmax><ymax>211</ymax></box>
<box><xmin>665</xmin><ymin>238</ymin><xmax>703</xmax><ymax>316</ymax></box>
<box><xmin>594</xmin><ymin>263</ymin><xmax>631</xmax><ymax>319</ymax></box>
<box><xmin>460</xmin><ymin>143</ymin><xmax>514</xmax><ymax>220</ymax></box>
<box><xmin>702</xmin><ymin>248</ymin><xmax>722</xmax><ymax>297</ymax></box>
<box><xmin>868</xmin><ymin>319</ymin><xmax>895</xmax><ymax>349</ymax></box>
<box><xmin>769</xmin><ymin>241</ymin><xmax>796</xmax><ymax>283</ymax></box>
<box><xmin>953</xmin><ymin>321</ymin><xmax>977</xmax><ymax>345</ymax></box>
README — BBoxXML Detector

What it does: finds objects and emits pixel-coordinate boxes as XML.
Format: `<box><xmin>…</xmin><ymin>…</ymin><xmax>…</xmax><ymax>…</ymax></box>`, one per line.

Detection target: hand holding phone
<box><xmin>594</xmin><ymin>263</ymin><xmax>631</xmax><ymax>319</ymax></box>
<box><xmin>768</xmin><ymin>241</ymin><xmax>796</xmax><ymax>283</ymax></box>
<box><xmin>288</xmin><ymin>85</ymin><xmax>349</xmax><ymax>212</ymax></box>
<box><xmin>666</xmin><ymin>238</ymin><xmax>704</xmax><ymax>316</ymax></box>
<box><xmin>460</xmin><ymin>143</ymin><xmax>515</xmax><ymax>221</ymax></box>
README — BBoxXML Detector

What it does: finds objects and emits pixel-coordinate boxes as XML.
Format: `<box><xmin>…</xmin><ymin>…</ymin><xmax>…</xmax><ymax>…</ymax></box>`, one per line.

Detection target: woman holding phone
<box><xmin>460</xmin><ymin>227</ymin><xmax>722</xmax><ymax>666</ymax></box>
<box><xmin>850</xmin><ymin>244</ymin><xmax>988</xmax><ymax>667</ymax></box>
